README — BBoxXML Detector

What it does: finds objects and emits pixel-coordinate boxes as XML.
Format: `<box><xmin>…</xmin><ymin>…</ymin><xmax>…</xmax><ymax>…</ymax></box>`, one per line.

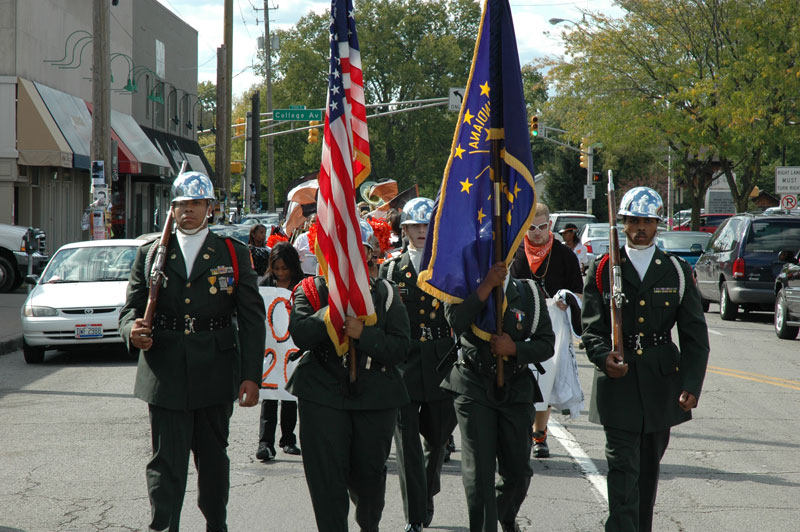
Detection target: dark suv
<box><xmin>694</xmin><ymin>214</ymin><xmax>800</xmax><ymax>320</ymax></box>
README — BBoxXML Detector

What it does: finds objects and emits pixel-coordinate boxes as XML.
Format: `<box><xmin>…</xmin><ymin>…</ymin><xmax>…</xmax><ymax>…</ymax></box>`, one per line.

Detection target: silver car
<box><xmin>20</xmin><ymin>239</ymin><xmax>144</xmax><ymax>363</ymax></box>
<box><xmin>579</xmin><ymin>223</ymin><xmax>625</xmax><ymax>264</ymax></box>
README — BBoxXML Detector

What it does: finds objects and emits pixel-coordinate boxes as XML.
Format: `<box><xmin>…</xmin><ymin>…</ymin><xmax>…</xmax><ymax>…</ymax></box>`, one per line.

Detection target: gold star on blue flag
<box><xmin>418</xmin><ymin>0</ymin><xmax>536</xmax><ymax>340</ymax></box>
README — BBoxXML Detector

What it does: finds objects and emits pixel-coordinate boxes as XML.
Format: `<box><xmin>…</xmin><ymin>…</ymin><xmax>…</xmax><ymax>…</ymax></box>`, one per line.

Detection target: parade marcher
<box><xmin>379</xmin><ymin>198</ymin><xmax>457</xmax><ymax>531</ymax></box>
<box><xmin>510</xmin><ymin>202</ymin><xmax>583</xmax><ymax>458</ymax></box>
<box><xmin>443</xmin><ymin>262</ymin><xmax>555</xmax><ymax>532</ymax></box>
<box><xmin>287</xmin><ymin>219</ymin><xmax>411</xmax><ymax>532</ymax></box>
<box><xmin>119</xmin><ymin>171</ymin><xmax>266</xmax><ymax>532</ymax></box>
<box><xmin>559</xmin><ymin>223</ymin><xmax>589</xmax><ymax>273</ymax></box>
<box><xmin>293</xmin><ymin>214</ymin><xmax>319</xmax><ymax>277</ymax></box>
<box><xmin>256</xmin><ymin>242</ymin><xmax>305</xmax><ymax>461</ymax></box>
<box><xmin>581</xmin><ymin>186</ymin><xmax>709</xmax><ymax>532</ymax></box>
<box><xmin>248</xmin><ymin>224</ymin><xmax>270</xmax><ymax>279</ymax></box>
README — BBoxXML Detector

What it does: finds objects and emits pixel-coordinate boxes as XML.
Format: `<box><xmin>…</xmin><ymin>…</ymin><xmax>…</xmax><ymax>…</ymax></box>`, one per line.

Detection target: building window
<box><xmin>145</xmin><ymin>75</ymin><xmax>151</xmax><ymax>119</ymax></box>
<box><xmin>154</xmin><ymin>81</ymin><xmax>165</xmax><ymax>129</ymax></box>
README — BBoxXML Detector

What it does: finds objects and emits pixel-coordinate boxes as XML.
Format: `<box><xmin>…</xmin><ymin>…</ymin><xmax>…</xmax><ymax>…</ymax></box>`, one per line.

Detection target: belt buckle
<box><xmin>184</xmin><ymin>316</ymin><xmax>196</xmax><ymax>334</ymax></box>
<box><xmin>422</xmin><ymin>326</ymin><xmax>433</xmax><ymax>341</ymax></box>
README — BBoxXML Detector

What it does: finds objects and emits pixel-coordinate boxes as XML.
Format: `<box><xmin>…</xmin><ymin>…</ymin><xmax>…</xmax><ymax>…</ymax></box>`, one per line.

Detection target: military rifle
<box><xmin>607</xmin><ymin>170</ymin><xmax>626</xmax><ymax>363</ymax></box>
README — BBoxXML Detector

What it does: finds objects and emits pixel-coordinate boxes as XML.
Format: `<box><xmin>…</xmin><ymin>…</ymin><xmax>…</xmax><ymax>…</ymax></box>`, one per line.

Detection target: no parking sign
<box><xmin>780</xmin><ymin>194</ymin><xmax>797</xmax><ymax>211</ymax></box>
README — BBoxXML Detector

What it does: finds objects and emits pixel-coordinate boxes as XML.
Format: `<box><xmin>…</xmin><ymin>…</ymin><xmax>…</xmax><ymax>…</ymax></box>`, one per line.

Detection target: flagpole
<box><xmin>491</xmin><ymin>137</ymin><xmax>505</xmax><ymax>391</ymax></box>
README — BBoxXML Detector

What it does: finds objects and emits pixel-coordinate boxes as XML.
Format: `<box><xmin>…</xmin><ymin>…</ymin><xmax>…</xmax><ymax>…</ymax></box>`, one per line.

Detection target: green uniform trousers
<box><xmin>146</xmin><ymin>402</ymin><xmax>233</xmax><ymax>532</ymax></box>
<box><xmin>297</xmin><ymin>399</ymin><xmax>398</xmax><ymax>532</ymax></box>
<box><xmin>394</xmin><ymin>398</ymin><xmax>457</xmax><ymax>524</ymax></box>
<box><xmin>454</xmin><ymin>394</ymin><xmax>535</xmax><ymax>532</ymax></box>
<box><xmin>604</xmin><ymin>426</ymin><xmax>671</xmax><ymax>532</ymax></box>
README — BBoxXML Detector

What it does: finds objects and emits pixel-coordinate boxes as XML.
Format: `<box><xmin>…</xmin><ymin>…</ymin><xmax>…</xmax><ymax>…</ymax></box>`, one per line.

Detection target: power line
<box><xmin>237</xmin><ymin>0</ymin><xmax>252</xmax><ymax>38</ymax></box>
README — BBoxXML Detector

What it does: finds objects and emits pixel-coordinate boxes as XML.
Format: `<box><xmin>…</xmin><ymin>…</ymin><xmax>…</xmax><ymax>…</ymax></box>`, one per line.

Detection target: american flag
<box><xmin>315</xmin><ymin>0</ymin><xmax>375</xmax><ymax>355</ymax></box>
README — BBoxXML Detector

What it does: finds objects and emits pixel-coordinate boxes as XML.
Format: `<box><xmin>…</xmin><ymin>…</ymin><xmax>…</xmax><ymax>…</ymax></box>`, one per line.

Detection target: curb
<box><xmin>0</xmin><ymin>335</ymin><xmax>22</xmax><ymax>356</ymax></box>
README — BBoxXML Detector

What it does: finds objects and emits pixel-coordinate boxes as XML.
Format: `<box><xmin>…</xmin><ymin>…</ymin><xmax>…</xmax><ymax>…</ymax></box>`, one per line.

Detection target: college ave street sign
<box><xmin>273</xmin><ymin>108</ymin><xmax>323</xmax><ymax>121</ymax></box>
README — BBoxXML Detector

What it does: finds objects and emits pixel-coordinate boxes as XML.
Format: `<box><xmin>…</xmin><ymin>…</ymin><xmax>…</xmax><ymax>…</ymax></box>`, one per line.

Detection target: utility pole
<box><xmin>221</xmin><ymin>0</ymin><xmax>233</xmax><ymax>203</ymax></box>
<box><xmin>91</xmin><ymin>0</ymin><xmax>111</xmax><ymax>179</ymax></box>
<box><xmin>215</xmin><ymin>46</ymin><xmax>228</xmax><ymax>204</ymax></box>
<box><xmin>263</xmin><ymin>0</ymin><xmax>276</xmax><ymax>212</ymax></box>
<box><xmin>251</xmin><ymin>91</ymin><xmax>261</xmax><ymax>212</ymax></box>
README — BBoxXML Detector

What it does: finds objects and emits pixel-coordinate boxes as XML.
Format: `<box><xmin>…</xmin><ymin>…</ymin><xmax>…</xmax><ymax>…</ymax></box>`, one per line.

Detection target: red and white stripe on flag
<box><xmin>315</xmin><ymin>0</ymin><xmax>375</xmax><ymax>355</ymax></box>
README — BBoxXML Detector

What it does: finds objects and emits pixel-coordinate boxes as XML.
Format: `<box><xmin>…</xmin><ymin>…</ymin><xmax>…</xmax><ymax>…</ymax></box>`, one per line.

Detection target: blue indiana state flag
<box><xmin>417</xmin><ymin>0</ymin><xmax>536</xmax><ymax>340</ymax></box>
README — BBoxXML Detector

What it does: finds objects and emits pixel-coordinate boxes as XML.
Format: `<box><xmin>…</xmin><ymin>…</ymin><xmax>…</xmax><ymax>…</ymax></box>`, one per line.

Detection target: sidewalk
<box><xmin>0</xmin><ymin>287</ymin><xmax>27</xmax><ymax>356</ymax></box>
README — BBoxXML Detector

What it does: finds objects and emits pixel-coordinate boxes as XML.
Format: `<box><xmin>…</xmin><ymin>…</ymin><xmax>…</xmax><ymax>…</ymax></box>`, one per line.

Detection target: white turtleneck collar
<box><xmin>408</xmin><ymin>246</ymin><xmax>423</xmax><ymax>273</ymax></box>
<box><xmin>175</xmin><ymin>227</ymin><xmax>209</xmax><ymax>276</ymax></box>
<box><xmin>625</xmin><ymin>242</ymin><xmax>655</xmax><ymax>281</ymax></box>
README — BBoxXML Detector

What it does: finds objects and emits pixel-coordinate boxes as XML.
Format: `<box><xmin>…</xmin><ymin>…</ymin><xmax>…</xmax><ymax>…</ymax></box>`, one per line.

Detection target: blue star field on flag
<box><xmin>418</xmin><ymin>0</ymin><xmax>537</xmax><ymax>339</ymax></box>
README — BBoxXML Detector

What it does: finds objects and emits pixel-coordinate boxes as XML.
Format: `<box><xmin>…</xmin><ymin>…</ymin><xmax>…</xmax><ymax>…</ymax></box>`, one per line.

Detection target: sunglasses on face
<box><xmin>529</xmin><ymin>222</ymin><xmax>549</xmax><ymax>232</ymax></box>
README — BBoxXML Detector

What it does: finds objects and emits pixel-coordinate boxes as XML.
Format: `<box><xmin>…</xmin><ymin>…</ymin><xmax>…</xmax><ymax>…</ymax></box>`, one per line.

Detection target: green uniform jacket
<box><xmin>581</xmin><ymin>246</ymin><xmax>709</xmax><ymax>433</ymax></box>
<box><xmin>286</xmin><ymin>276</ymin><xmax>411</xmax><ymax>410</ymax></box>
<box><xmin>119</xmin><ymin>231</ymin><xmax>267</xmax><ymax>410</ymax></box>
<box><xmin>379</xmin><ymin>252</ymin><xmax>454</xmax><ymax>403</ymax></box>
<box><xmin>441</xmin><ymin>278</ymin><xmax>555</xmax><ymax>405</ymax></box>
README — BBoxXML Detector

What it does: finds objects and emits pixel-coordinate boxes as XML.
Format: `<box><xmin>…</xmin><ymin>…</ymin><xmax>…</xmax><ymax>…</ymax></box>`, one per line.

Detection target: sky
<box><xmin>155</xmin><ymin>0</ymin><xmax>622</xmax><ymax>100</ymax></box>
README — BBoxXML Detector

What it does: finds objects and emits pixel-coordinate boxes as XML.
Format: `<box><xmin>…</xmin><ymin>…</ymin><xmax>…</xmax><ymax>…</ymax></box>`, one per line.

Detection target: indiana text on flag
<box><xmin>314</xmin><ymin>0</ymin><xmax>375</xmax><ymax>355</ymax></box>
<box><xmin>418</xmin><ymin>0</ymin><xmax>536</xmax><ymax>340</ymax></box>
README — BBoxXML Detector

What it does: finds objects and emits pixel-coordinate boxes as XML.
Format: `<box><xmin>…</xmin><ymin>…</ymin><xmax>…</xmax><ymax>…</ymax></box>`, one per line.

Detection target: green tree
<box><xmin>543</xmin><ymin>0</ymin><xmax>800</xmax><ymax>228</ymax></box>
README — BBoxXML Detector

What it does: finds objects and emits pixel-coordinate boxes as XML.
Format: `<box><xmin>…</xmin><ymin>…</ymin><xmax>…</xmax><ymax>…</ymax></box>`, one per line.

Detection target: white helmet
<box><xmin>400</xmin><ymin>198</ymin><xmax>434</xmax><ymax>225</ymax></box>
<box><xmin>358</xmin><ymin>219</ymin><xmax>378</xmax><ymax>251</ymax></box>
<box><xmin>171</xmin><ymin>171</ymin><xmax>215</xmax><ymax>203</ymax></box>
<box><xmin>617</xmin><ymin>187</ymin><xmax>663</xmax><ymax>221</ymax></box>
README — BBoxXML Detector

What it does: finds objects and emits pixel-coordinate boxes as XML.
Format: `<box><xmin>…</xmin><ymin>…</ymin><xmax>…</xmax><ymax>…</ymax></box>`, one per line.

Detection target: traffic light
<box><xmin>308</xmin><ymin>121</ymin><xmax>320</xmax><ymax>144</ymax></box>
<box><xmin>234</xmin><ymin>117</ymin><xmax>246</xmax><ymax>137</ymax></box>
<box><xmin>230</xmin><ymin>161</ymin><xmax>243</xmax><ymax>174</ymax></box>
<box><xmin>530</xmin><ymin>115</ymin><xmax>539</xmax><ymax>137</ymax></box>
<box><xmin>579</xmin><ymin>138</ymin><xmax>589</xmax><ymax>168</ymax></box>
<box><xmin>593</xmin><ymin>172</ymin><xmax>601</xmax><ymax>182</ymax></box>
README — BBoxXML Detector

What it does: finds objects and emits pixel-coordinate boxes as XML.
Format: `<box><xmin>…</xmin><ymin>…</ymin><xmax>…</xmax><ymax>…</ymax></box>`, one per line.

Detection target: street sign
<box><xmin>289</xmin><ymin>105</ymin><xmax>306</xmax><ymax>109</ymax></box>
<box><xmin>448</xmin><ymin>87</ymin><xmax>466</xmax><ymax>112</ymax></box>
<box><xmin>273</xmin><ymin>108</ymin><xmax>323</xmax><ymax>121</ymax></box>
<box><xmin>775</xmin><ymin>166</ymin><xmax>800</xmax><ymax>194</ymax></box>
<box><xmin>584</xmin><ymin>184</ymin><xmax>596</xmax><ymax>200</ymax></box>
<box><xmin>780</xmin><ymin>194</ymin><xmax>797</xmax><ymax>211</ymax></box>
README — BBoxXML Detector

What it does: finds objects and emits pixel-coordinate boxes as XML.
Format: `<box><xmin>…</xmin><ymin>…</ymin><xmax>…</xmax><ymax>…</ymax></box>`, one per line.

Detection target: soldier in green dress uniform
<box><xmin>287</xmin><ymin>220</ymin><xmax>411</xmax><ymax>532</ymax></box>
<box><xmin>119</xmin><ymin>172</ymin><xmax>266</xmax><ymax>532</ymax></box>
<box><xmin>581</xmin><ymin>187</ymin><xmax>709</xmax><ymax>532</ymax></box>
<box><xmin>379</xmin><ymin>198</ymin><xmax>457</xmax><ymax>532</ymax></box>
<box><xmin>443</xmin><ymin>262</ymin><xmax>555</xmax><ymax>532</ymax></box>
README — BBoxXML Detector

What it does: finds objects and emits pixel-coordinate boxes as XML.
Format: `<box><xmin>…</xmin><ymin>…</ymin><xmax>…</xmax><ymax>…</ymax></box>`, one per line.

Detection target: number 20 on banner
<box><xmin>258</xmin><ymin>287</ymin><xmax>301</xmax><ymax>401</ymax></box>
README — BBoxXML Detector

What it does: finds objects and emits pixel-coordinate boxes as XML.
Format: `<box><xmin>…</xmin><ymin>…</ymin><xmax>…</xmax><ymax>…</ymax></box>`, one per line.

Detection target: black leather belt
<box><xmin>418</xmin><ymin>324</ymin><xmax>451</xmax><ymax>342</ymax></box>
<box><xmin>313</xmin><ymin>349</ymin><xmax>387</xmax><ymax>373</ymax></box>
<box><xmin>153</xmin><ymin>313</ymin><xmax>232</xmax><ymax>333</ymax></box>
<box><xmin>460</xmin><ymin>354</ymin><xmax>527</xmax><ymax>379</ymax></box>
<box><xmin>623</xmin><ymin>331</ymin><xmax>672</xmax><ymax>350</ymax></box>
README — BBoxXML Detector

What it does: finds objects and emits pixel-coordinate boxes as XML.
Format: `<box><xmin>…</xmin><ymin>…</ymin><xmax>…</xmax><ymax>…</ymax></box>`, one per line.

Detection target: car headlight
<box><xmin>22</xmin><ymin>303</ymin><xmax>59</xmax><ymax>317</ymax></box>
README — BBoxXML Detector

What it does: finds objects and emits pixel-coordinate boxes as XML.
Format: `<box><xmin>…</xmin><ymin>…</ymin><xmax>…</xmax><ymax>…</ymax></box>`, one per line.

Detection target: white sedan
<box><xmin>20</xmin><ymin>239</ymin><xmax>144</xmax><ymax>363</ymax></box>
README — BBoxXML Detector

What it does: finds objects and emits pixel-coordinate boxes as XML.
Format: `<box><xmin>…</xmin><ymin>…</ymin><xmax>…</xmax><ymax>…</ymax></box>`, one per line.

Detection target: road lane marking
<box><xmin>707</xmin><ymin>329</ymin><xmax>724</xmax><ymax>336</ymax></box>
<box><xmin>548</xmin><ymin>419</ymin><xmax>608</xmax><ymax>504</ymax></box>
<box><xmin>707</xmin><ymin>365</ymin><xmax>800</xmax><ymax>391</ymax></box>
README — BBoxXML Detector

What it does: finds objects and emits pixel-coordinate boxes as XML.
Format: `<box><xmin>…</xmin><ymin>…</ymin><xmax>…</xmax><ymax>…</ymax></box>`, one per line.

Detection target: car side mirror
<box><xmin>24</xmin><ymin>274</ymin><xmax>39</xmax><ymax>285</ymax></box>
<box><xmin>690</xmin><ymin>243</ymin><xmax>703</xmax><ymax>254</ymax></box>
<box><xmin>777</xmin><ymin>250</ymin><xmax>798</xmax><ymax>264</ymax></box>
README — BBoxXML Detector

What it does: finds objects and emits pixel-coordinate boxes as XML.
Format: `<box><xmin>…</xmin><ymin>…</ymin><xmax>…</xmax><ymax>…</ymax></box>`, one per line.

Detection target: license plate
<box><xmin>75</xmin><ymin>324</ymin><xmax>103</xmax><ymax>339</ymax></box>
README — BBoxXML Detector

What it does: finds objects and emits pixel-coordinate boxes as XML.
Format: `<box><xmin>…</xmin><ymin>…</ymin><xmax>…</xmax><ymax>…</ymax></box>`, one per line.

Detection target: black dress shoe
<box><xmin>256</xmin><ymin>443</ymin><xmax>275</xmax><ymax>461</ymax></box>
<box><xmin>500</xmin><ymin>521</ymin><xmax>521</xmax><ymax>532</ymax></box>
<box><xmin>282</xmin><ymin>443</ymin><xmax>302</xmax><ymax>455</ymax></box>
<box><xmin>404</xmin><ymin>524</ymin><xmax>423</xmax><ymax>532</ymax></box>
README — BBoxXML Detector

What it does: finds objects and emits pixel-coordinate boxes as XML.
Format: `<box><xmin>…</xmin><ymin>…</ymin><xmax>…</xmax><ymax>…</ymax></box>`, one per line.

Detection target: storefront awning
<box><xmin>33</xmin><ymin>81</ymin><xmax>92</xmax><ymax>169</ymax></box>
<box><xmin>142</xmin><ymin>126</ymin><xmax>215</xmax><ymax>181</ymax></box>
<box><xmin>110</xmin><ymin>110</ymin><xmax>170</xmax><ymax>176</ymax></box>
<box><xmin>16</xmin><ymin>78</ymin><xmax>72</xmax><ymax>168</ymax></box>
<box><xmin>85</xmin><ymin>103</ymin><xmax>171</xmax><ymax>177</ymax></box>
